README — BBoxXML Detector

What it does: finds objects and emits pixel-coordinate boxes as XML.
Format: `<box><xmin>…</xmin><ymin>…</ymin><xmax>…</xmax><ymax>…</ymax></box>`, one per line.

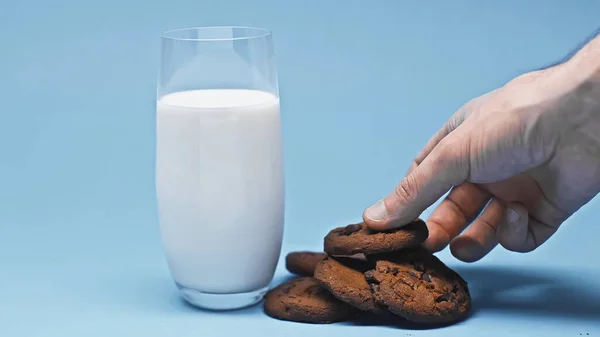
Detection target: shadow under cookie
<box><xmin>455</xmin><ymin>265</ymin><xmax>600</xmax><ymax>321</ymax></box>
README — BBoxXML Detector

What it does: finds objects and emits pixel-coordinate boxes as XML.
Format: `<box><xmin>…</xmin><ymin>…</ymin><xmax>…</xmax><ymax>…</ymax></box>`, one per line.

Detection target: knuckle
<box><xmin>447</xmin><ymin>122</ymin><xmax>461</xmax><ymax>135</ymax></box>
<box><xmin>445</xmin><ymin>115</ymin><xmax>460</xmax><ymax>132</ymax></box>
<box><xmin>459</xmin><ymin>99</ymin><xmax>478</xmax><ymax>116</ymax></box>
<box><xmin>433</xmin><ymin>138</ymin><xmax>463</xmax><ymax>169</ymax></box>
<box><xmin>394</xmin><ymin>174</ymin><xmax>419</xmax><ymax>205</ymax></box>
<box><xmin>478</xmin><ymin>218</ymin><xmax>498</xmax><ymax>234</ymax></box>
<box><xmin>435</xmin><ymin>137</ymin><xmax>454</xmax><ymax>153</ymax></box>
<box><xmin>426</xmin><ymin>220</ymin><xmax>452</xmax><ymax>252</ymax></box>
<box><xmin>458</xmin><ymin>89</ymin><xmax>496</xmax><ymax>118</ymax></box>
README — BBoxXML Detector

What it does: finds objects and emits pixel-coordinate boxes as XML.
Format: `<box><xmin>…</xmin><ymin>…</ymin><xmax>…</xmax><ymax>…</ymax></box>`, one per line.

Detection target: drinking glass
<box><xmin>156</xmin><ymin>26</ymin><xmax>284</xmax><ymax>310</ymax></box>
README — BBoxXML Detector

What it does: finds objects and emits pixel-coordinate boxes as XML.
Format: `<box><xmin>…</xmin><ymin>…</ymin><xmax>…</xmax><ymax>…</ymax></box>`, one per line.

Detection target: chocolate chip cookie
<box><xmin>365</xmin><ymin>249</ymin><xmax>471</xmax><ymax>324</ymax></box>
<box><xmin>324</xmin><ymin>219</ymin><xmax>429</xmax><ymax>256</ymax></box>
<box><xmin>263</xmin><ymin>277</ymin><xmax>358</xmax><ymax>323</ymax></box>
<box><xmin>285</xmin><ymin>251</ymin><xmax>326</xmax><ymax>276</ymax></box>
<box><xmin>313</xmin><ymin>255</ymin><xmax>386</xmax><ymax>314</ymax></box>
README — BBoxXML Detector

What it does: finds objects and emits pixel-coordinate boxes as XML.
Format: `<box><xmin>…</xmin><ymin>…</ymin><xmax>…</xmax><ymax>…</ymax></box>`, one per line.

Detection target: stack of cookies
<box><xmin>263</xmin><ymin>219</ymin><xmax>472</xmax><ymax>325</ymax></box>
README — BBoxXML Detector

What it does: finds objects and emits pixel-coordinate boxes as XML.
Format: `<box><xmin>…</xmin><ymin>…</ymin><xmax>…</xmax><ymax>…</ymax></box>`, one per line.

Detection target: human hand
<box><xmin>362</xmin><ymin>36</ymin><xmax>600</xmax><ymax>262</ymax></box>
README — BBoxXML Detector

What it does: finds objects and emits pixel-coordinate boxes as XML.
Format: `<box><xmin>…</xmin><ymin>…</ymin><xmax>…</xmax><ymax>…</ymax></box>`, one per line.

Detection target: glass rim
<box><xmin>161</xmin><ymin>26</ymin><xmax>272</xmax><ymax>42</ymax></box>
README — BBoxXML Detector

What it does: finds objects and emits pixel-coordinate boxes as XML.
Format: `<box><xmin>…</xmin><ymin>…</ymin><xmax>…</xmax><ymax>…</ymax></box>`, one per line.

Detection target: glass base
<box><xmin>176</xmin><ymin>284</ymin><xmax>268</xmax><ymax>311</ymax></box>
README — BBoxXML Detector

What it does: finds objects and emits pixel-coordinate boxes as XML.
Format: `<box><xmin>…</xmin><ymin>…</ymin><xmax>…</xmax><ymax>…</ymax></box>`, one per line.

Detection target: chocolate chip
<box><xmin>421</xmin><ymin>272</ymin><xmax>432</xmax><ymax>282</ymax></box>
<box><xmin>408</xmin><ymin>271</ymin><xmax>418</xmax><ymax>278</ymax></box>
<box><xmin>412</xmin><ymin>262</ymin><xmax>425</xmax><ymax>272</ymax></box>
<box><xmin>342</xmin><ymin>224</ymin><xmax>362</xmax><ymax>236</ymax></box>
<box><xmin>305</xmin><ymin>285</ymin><xmax>321</xmax><ymax>296</ymax></box>
<box><xmin>283</xmin><ymin>283</ymin><xmax>297</xmax><ymax>294</ymax></box>
<box><xmin>390</xmin><ymin>267</ymin><xmax>399</xmax><ymax>276</ymax></box>
<box><xmin>435</xmin><ymin>292</ymin><xmax>453</xmax><ymax>303</ymax></box>
<box><xmin>364</xmin><ymin>270</ymin><xmax>378</xmax><ymax>283</ymax></box>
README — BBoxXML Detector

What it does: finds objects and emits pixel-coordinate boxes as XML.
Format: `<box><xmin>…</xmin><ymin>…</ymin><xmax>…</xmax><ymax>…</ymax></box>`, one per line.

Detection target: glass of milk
<box><xmin>156</xmin><ymin>27</ymin><xmax>284</xmax><ymax>310</ymax></box>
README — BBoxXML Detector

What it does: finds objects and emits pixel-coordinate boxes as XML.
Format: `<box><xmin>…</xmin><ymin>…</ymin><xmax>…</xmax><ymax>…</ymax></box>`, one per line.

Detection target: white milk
<box><xmin>156</xmin><ymin>89</ymin><xmax>284</xmax><ymax>294</ymax></box>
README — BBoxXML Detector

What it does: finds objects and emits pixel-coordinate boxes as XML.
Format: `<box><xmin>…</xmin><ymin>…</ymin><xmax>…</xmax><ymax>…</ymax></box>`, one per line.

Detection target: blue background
<box><xmin>1</xmin><ymin>0</ymin><xmax>599</xmax><ymax>336</ymax></box>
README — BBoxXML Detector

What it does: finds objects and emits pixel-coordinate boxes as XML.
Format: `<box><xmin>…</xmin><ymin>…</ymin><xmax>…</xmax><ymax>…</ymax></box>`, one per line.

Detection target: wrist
<box><xmin>564</xmin><ymin>35</ymin><xmax>600</xmax><ymax>113</ymax></box>
<box><xmin>556</xmin><ymin>35</ymin><xmax>600</xmax><ymax>151</ymax></box>
<box><xmin>532</xmin><ymin>35</ymin><xmax>600</xmax><ymax>148</ymax></box>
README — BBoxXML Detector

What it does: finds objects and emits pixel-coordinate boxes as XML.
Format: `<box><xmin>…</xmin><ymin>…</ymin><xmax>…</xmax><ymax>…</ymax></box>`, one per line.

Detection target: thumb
<box><xmin>363</xmin><ymin>134</ymin><xmax>469</xmax><ymax>230</ymax></box>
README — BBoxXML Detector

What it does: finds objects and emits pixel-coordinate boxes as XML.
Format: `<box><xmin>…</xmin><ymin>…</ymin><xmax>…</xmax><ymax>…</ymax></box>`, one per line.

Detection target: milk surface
<box><xmin>156</xmin><ymin>89</ymin><xmax>284</xmax><ymax>293</ymax></box>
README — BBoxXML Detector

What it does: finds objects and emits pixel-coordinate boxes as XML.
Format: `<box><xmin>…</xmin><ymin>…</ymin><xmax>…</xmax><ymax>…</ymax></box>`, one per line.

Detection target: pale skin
<box><xmin>363</xmin><ymin>33</ymin><xmax>600</xmax><ymax>263</ymax></box>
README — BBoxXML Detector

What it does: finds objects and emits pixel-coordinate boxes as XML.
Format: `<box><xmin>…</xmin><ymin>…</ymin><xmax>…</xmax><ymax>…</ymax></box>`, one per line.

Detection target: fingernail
<box><xmin>365</xmin><ymin>199</ymin><xmax>387</xmax><ymax>222</ymax></box>
<box><xmin>506</xmin><ymin>208</ymin><xmax>520</xmax><ymax>224</ymax></box>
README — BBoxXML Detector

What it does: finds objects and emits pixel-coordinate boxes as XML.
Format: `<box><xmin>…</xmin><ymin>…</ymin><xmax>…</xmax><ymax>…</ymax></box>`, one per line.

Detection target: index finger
<box><xmin>363</xmin><ymin>131</ymin><xmax>470</xmax><ymax>230</ymax></box>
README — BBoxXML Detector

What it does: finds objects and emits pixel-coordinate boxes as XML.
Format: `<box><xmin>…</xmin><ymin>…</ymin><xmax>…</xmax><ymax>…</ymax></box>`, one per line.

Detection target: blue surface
<box><xmin>1</xmin><ymin>0</ymin><xmax>599</xmax><ymax>336</ymax></box>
